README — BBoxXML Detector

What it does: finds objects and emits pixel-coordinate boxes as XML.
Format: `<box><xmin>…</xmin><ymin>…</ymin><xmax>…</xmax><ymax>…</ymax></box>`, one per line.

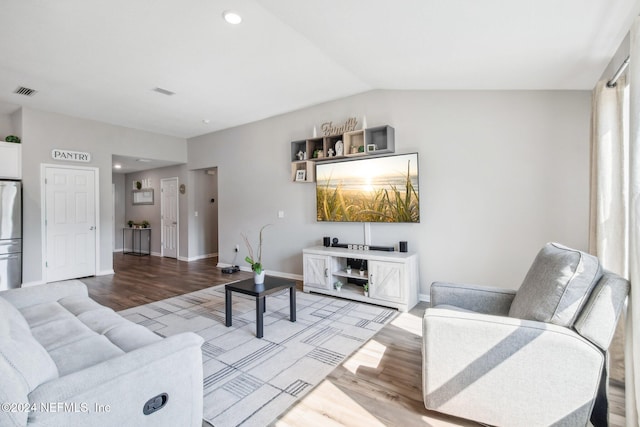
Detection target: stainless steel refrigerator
<box><xmin>0</xmin><ymin>180</ymin><xmax>21</xmax><ymax>290</ymax></box>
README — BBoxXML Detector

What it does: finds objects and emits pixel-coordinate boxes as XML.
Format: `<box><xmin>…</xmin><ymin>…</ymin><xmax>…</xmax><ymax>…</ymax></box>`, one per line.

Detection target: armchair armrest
<box><xmin>0</xmin><ymin>281</ymin><xmax>88</xmax><ymax>309</ymax></box>
<box><xmin>430</xmin><ymin>282</ymin><xmax>516</xmax><ymax>315</ymax></box>
<box><xmin>422</xmin><ymin>307</ymin><xmax>603</xmax><ymax>426</ymax></box>
<box><xmin>28</xmin><ymin>332</ymin><xmax>204</xmax><ymax>427</ymax></box>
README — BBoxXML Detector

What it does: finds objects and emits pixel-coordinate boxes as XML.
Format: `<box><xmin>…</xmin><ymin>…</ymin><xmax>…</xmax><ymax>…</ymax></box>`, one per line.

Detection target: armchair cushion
<box><xmin>574</xmin><ymin>271</ymin><xmax>630</xmax><ymax>351</ymax></box>
<box><xmin>430</xmin><ymin>282</ymin><xmax>516</xmax><ymax>316</ymax></box>
<box><xmin>423</xmin><ymin>307</ymin><xmax>604</xmax><ymax>426</ymax></box>
<box><xmin>509</xmin><ymin>243</ymin><xmax>602</xmax><ymax>327</ymax></box>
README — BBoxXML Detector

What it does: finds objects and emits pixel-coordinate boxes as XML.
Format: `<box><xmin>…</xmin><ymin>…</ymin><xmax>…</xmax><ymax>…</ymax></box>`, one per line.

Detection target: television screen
<box><xmin>316</xmin><ymin>153</ymin><xmax>419</xmax><ymax>223</ymax></box>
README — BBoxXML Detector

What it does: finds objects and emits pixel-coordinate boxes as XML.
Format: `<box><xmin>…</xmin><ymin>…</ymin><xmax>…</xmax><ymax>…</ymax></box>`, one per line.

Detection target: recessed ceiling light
<box><xmin>223</xmin><ymin>10</ymin><xmax>242</xmax><ymax>25</ymax></box>
<box><xmin>202</xmin><ymin>119</ymin><xmax>211</xmax><ymax>124</ymax></box>
<box><xmin>114</xmin><ymin>164</ymin><xmax>122</xmax><ymax>169</ymax></box>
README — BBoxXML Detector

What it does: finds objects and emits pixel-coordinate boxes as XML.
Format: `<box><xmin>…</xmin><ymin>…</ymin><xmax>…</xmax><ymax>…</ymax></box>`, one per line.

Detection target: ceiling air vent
<box><xmin>152</xmin><ymin>87</ymin><xmax>175</xmax><ymax>96</ymax></box>
<box><xmin>14</xmin><ymin>86</ymin><xmax>37</xmax><ymax>97</ymax></box>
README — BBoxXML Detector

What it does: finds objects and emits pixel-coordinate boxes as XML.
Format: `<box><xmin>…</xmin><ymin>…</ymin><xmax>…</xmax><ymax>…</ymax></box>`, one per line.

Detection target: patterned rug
<box><xmin>118</xmin><ymin>283</ymin><xmax>397</xmax><ymax>427</ymax></box>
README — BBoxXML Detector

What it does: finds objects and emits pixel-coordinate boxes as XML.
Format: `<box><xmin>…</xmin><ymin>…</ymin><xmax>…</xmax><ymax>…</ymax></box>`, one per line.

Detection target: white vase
<box><xmin>254</xmin><ymin>270</ymin><xmax>266</xmax><ymax>285</ymax></box>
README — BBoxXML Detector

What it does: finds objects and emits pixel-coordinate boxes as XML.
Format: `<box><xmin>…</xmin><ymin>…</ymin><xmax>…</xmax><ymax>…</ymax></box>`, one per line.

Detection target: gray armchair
<box><xmin>422</xmin><ymin>243</ymin><xmax>629</xmax><ymax>427</ymax></box>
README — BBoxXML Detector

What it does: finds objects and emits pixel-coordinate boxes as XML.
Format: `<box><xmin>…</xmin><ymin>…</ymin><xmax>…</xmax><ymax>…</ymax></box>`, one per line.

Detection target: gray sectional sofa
<box><xmin>0</xmin><ymin>281</ymin><xmax>204</xmax><ymax>427</ymax></box>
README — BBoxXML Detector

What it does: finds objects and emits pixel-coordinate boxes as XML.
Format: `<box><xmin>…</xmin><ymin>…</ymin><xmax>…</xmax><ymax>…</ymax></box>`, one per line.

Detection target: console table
<box><xmin>123</xmin><ymin>228</ymin><xmax>151</xmax><ymax>256</ymax></box>
<box><xmin>302</xmin><ymin>246</ymin><xmax>419</xmax><ymax>312</ymax></box>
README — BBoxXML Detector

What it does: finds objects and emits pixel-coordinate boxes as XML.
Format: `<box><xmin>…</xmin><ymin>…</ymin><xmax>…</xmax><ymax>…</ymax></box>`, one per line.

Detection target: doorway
<box><xmin>42</xmin><ymin>165</ymin><xmax>98</xmax><ymax>282</ymax></box>
<box><xmin>161</xmin><ymin>177</ymin><xmax>179</xmax><ymax>258</ymax></box>
<box><xmin>192</xmin><ymin>168</ymin><xmax>218</xmax><ymax>259</ymax></box>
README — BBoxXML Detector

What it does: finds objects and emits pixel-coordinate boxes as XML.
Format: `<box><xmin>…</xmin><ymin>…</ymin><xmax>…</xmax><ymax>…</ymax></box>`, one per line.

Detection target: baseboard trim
<box><xmin>97</xmin><ymin>269</ymin><xmax>115</xmax><ymax>276</ymax></box>
<box><xmin>419</xmin><ymin>293</ymin><xmax>430</xmax><ymax>303</ymax></box>
<box><xmin>21</xmin><ymin>280</ymin><xmax>47</xmax><ymax>288</ymax></box>
<box><xmin>178</xmin><ymin>253</ymin><xmax>219</xmax><ymax>262</ymax></box>
<box><xmin>113</xmin><ymin>248</ymin><xmax>123</xmax><ymax>253</ymax></box>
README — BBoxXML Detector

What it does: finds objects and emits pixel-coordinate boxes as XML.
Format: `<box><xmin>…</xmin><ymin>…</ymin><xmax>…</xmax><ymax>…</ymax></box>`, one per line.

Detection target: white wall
<box><xmin>20</xmin><ymin>107</ymin><xmax>187</xmax><ymax>284</ymax></box>
<box><xmin>188</xmin><ymin>90</ymin><xmax>592</xmax><ymax>295</ymax></box>
<box><xmin>0</xmin><ymin>114</ymin><xmax>13</xmax><ymax>139</ymax></box>
<box><xmin>113</xmin><ymin>173</ymin><xmax>125</xmax><ymax>251</ymax></box>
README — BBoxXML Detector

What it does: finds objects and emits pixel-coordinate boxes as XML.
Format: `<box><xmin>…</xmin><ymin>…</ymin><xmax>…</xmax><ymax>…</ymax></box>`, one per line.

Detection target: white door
<box><xmin>45</xmin><ymin>167</ymin><xmax>97</xmax><ymax>282</ymax></box>
<box><xmin>161</xmin><ymin>177</ymin><xmax>178</xmax><ymax>258</ymax></box>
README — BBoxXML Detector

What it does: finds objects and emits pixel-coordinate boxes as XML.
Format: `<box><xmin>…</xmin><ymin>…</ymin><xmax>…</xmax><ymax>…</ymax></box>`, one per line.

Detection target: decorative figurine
<box><xmin>297</xmin><ymin>150</ymin><xmax>304</xmax><ymax>160</ymax></box>
<box><xmin>328</xmin><ymin>148</ymin><xmax>335</xmax><ymax>157</ymax></box>
<box><xmin>335</xmin><ymin>140</ymin><xmax>344</xmax><ymax>156</ymax></box>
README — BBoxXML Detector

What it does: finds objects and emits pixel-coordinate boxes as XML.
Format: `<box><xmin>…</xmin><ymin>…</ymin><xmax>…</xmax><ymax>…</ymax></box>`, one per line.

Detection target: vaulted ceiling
<box><xmin>1</xmin><ymin>0</ymin><xmax>639</xmax><ymax>138</ymax></box>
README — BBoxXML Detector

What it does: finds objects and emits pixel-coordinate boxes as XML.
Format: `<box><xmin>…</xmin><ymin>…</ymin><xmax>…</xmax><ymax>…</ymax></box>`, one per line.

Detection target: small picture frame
<box><xmin>295</xmin><ymin>170</ymin><xmax>306</xmax><ymax>182</ymax></box>
<box><xmin>133</xmin><ymin>189</ymin><xmax>154</xmax><ymax>205</ymax></box>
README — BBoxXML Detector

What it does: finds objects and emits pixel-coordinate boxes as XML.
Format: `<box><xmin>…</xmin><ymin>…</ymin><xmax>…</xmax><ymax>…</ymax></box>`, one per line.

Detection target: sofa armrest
<box><xmin>0</xmin><ymin>281</ymin><xmax>88</xmax><ymax>309</ymax></box>
<box><xmin>422</xmin><ymin>307</ymin><xmax>603</xmax><ymax>426</ymax></box>
<box><xmin>27</xmin><ymin>332</ymin><xmax>204</xmax><ymax>427</ymax></box>
<box><xmin>430</xmin><ymin>282</ymin><xmax>516</xmax><ymax>315</ymax></box>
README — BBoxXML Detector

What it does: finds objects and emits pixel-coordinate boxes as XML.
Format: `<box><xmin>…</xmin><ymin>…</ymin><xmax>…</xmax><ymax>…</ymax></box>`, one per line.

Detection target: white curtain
<box><xmin>590</xmin><ymin>17</ymin><xmax>640</xmax><ymax>427</ymax></box>
<box><xmin>627</xmin><ymin>17</ymin><xmax>640</xmax><ymax>427</ymax></box>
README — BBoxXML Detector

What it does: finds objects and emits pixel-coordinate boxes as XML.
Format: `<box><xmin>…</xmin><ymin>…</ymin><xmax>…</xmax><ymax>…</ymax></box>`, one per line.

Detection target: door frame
<box><xmin>40</xmin><ymin>164</ymin><xmax>100</xmax><ymax>283</ymax></box>
<box><xmin>160</xmin><ymin>177</ymin><xmax>179</xmax><ymax>258</ymax></box>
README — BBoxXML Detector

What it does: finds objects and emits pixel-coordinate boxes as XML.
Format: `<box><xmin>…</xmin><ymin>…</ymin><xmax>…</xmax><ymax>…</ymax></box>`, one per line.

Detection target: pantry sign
<box><xmin>51</xmin><ymin>149</ymin><xmax>91</xmax><ymax>163</ymax></box>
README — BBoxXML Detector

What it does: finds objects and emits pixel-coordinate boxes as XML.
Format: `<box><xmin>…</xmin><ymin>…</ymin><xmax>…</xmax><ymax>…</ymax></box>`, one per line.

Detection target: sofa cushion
<box><xmin>48</xmin><ymin>335</ymin><xmax>125</xmax><ymax>376</ymax></box>
<box><xmin>30</xmin><ymin>314</ymin><xmax>97</xmax><ymax>351</ymax></box>
<box><xmin>0</xmin><ymin>297</ymin><xmax>59</xmax><ymax>391</ymax></box>
<box><xmin>509</xmin><ymin>243</ymin><xmax>602</xmax><ymax>327</ymax></box>
<box><xmin>104</xmin><ymin>324</ymin><xmax>162</xmax><ymax>352</ymax></box>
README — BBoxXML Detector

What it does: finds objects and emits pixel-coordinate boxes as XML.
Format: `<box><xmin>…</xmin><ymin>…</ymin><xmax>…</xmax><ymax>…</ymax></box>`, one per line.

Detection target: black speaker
<box><xmin>323</xmin><ymin>236</ymin><xmax>331</xmax><ymax>247</ymax></box>
<box><xmin>399</xmin><ymin>241</ymin><xmax>408</xmax><ymax>252</ymax></box>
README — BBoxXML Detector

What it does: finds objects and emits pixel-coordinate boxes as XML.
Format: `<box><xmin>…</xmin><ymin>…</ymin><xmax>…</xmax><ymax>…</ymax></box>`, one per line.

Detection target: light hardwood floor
<box><xmin>83</xmin><ymin>254</ymin><xmax>626</xmax><ymax>426</ymax></box>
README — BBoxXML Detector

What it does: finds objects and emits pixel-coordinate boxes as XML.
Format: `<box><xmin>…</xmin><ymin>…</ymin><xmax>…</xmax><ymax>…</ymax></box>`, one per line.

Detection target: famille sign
<box><xmin>321</xmin><ymin>117</ymin><xmax>358</xmax><ymax>136</ymax></box>
<box><xmin>51</xmin><ymin>149</ymin><xmax>91</xmax><ymax>163</ymax></box>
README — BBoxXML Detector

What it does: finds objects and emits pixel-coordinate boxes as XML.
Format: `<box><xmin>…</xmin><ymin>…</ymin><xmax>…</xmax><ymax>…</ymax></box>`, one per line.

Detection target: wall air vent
<box><xmin>14</xmin><ymin>86</ymin><xmax>37</xmax><ymax>97</ymax></box>
<box><xmin>152</xmin><ymin>87</ymin><xmax>175</xmax><ymax>96</ymax></box>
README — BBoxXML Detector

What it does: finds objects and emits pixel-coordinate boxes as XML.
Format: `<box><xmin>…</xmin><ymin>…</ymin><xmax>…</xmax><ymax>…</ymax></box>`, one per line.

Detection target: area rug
<box><xmin>118</xmin><ymin>283</ymin><xmax>397</xmax><ymax>427</ymax></box>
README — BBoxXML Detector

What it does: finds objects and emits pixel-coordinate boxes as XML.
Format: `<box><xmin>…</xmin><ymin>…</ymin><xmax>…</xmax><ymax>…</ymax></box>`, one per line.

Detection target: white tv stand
<box><xmin>302</xmin><ymin>246</ymin><xmax>419</xmax><ymax>312</ymax></box>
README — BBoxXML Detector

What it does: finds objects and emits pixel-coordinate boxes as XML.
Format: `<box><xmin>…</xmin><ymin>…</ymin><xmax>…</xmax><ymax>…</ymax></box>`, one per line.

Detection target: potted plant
<box><xmin>127</xmin><ymin>220</ymin><xmax>133</xmax><ymax>228</ymax></box>
<box><xmin>242</xmin><ymin>224</ymin><xmax>271</xmax><ymax>285</ymax></box>
<box><xmin>334</xmin><ymin>281</ymin><xmax>343</xmax><ymax>292</ymax></box>
<box><xmin>142</xmin><ymin>220</ymin><xmax>150</xmax><ymax>228</ymax></box>
<box><xmin>136</xmin><ymin>181</ymin><xmax>142</xmax><ymax>190</ymax></box>
<box><xmin>363</xmin><ymin>283</ymin><xmax>369</xmax><ymax>297</ymax></box>
<box><xmin>4</xmin><ymin>135</ymin><xmax>20</xmax><ymax>143</ymax></box>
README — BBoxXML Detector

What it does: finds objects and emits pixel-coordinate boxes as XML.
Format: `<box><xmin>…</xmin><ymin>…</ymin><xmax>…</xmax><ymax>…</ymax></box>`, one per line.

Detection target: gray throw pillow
<box><xmin>509</xmin><ymin>243</ymin><xmax>602</xmax><ymax>327</ymax></box>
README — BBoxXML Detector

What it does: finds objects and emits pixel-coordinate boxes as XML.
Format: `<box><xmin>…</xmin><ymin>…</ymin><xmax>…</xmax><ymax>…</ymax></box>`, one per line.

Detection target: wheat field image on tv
<box><xmin>316</xmin><ymin>153</ymin><xmax>420</xmax><ymax>223</ymax></box>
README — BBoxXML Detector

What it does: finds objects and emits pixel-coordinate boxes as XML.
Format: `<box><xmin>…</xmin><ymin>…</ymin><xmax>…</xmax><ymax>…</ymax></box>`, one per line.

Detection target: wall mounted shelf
<box><xmin>289</xmin><ymin>125</ymin><xmax>395</xmax><ymax>183</ymax></box>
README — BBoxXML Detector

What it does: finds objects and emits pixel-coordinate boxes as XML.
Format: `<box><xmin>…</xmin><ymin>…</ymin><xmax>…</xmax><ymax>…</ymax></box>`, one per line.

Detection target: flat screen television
<box><xmin>316</xmin><ymin>152</ymin><xmax>419</xmax><ymax>223</ymax></box>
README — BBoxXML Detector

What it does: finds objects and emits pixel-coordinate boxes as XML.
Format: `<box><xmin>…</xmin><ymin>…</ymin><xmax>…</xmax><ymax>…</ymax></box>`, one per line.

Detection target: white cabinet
<box><xmin>369</xmin><ymin>261</ymin><xmax>404</xmax><ymax>303</ymax></box>
<box><xmin>302</xmin><ymin>246</ymin><xmax>419</xmax><ymax>312</ymax></box>
<box><xmin>303</xmin><ymin>254</ymin><xmax>331</xmax><ymax>291</ymax></box>
<box><xmin>0</xmin><ymin>142</ymin><xmax>21</xmax><ymax>179</ymax></box>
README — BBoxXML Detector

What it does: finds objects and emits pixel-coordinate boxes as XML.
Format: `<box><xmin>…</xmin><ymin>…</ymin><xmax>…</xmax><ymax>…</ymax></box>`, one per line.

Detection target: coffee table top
<box><xmin>225</xmin><ymin>276</ymin><xmax>295</xmax><ymax>297</ymax></box>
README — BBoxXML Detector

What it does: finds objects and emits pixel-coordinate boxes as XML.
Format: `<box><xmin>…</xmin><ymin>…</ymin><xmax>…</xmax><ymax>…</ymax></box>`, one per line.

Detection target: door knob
<box><xmin>89</xmin><ymin>226</ymin><xmax>96</xmax><ymax>230</ymax></box>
